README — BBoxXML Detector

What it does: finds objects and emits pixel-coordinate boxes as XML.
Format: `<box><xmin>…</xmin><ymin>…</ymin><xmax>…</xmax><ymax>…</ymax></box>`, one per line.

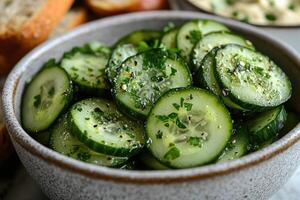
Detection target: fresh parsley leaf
<box><xmin>176</xmin><ymin>118</ymin><xmax>186</xmax><ymax>129</ymax></box>
<box><xmin>184</xmin><ymin>102</ymin><xmax>193</xmax><ymax>111</ymax></box>
<box><xmin>189</xmin><ymin>30</ymin><xmax>202</xmax><ymax>45</ymax></box>
<box><xmin>170</xmin><ymin>67</ymin><xmax>177</xmax><ymax>76</ymax></box>
<box><xmin>168</xmin><ymin>112</ymin><xmax>178</xmax><ymax>119</ymax></box>
<box><xmin>187</xmin><ymin>137</ymin><xmax>202</xmax><ymax>147</ymax></box>
<box><xmin>265</xmin><ymin>13</ymin><xmax>277</xmax><ymax>22</ymax></box>
<box><xmin>172</xmin><ymin>103</ymin><xmax>180</xmax><ymax>111</ymax></box>
<box><xmin>156</xmin><ymin>115</ymin><xmax>169</xmax><ymax>122</ymax></box>
<box><xmin>164</xmin><ymin>147</ymin><xmax>180</xmax><ymax>160</ymax></box>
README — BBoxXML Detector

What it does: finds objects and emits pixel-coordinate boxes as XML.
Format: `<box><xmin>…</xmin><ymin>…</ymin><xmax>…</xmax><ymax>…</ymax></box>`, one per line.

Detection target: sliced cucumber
<box><xmin>214</xmin><ymin>44</ymin><xmax>292</xmax><ymax>110</ymax></box>
<box><xmin>139</xmin><ymin>151</ymin><xmax>170</xmax><ymax>170</ymax></box>
<box><xmin>161</xmin><ymin>28</ymin><xmax>178</xmax><ymax>49</ymax></box>
<box><xmin>248</xmin><ymin>136</ymin><xmax>278</xmax><ymax>152</ymax></box>
<box><xmin>247</xmin><ymin>106</ymin><xmax>287</xmax><ymax>143</ymax></box>
<box><xmin>22</xmin><ymin>66</ymin><xmax>73</xmax><ymax>133</ymax></box>
<box><xmin>70</xmin><ymin>98</ymin><xmax>146</xmax><ymax>157</ymax></box>
<box><xmin>217</xmin><ymin>125</ymin><xmax>249</xmax><ymax>163</ymax></box>
<box><xmin>177</xmin><ymin>20</ymin><xmax>229</xmax><ymax>61</ymax></box>
<box><xmin>106</xmin><ymin>44</ymin><xmax>138</xmax><ymax>84</ymax></box>
<box><xmin>195</xmin><ymin>48</ymin><xmax>249</xmax><ymax>111</ymax></box>
<box><xmin>146</xmin><ymin>87</ymin><xmax>232</xmax><ymax>168</ymax></box>
<box><xmin>114</xmin><ymin>49</ymin><xmax>192</xmax><ymax>119</ymax></box>
<box><xmin>50</xmin><ymin>114</ymin><xmax>128</xmax><ymax>167</ymax></box>
<box><xmin>61</xmin><ymin>42</ymin><xmax>111</xmax><ymax>95</ymax></box>
<box><xmin>115</xmin><ymin>30</ymin><xmax>161</xmax><ymax>47</ymax></box>
<box><xmin>192</xmin><ymin>31</ymin><xmax>254</xmax><ymax>73</ymax></box>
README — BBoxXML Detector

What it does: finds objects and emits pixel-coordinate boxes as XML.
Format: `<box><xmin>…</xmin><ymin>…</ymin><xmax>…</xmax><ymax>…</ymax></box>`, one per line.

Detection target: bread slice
<box><xmin>49</xmin><ymin>7</ymin><xmax>89</xmax><ymax>38</ymax></box>
<box><xmin>129</xmin><ymin>0</ymin><xmax>169</xmax><ymax>11</ymax></box>
<box><xmin>0</xmin><ymin>0</ymin><xmax>74</xmax><ymax>75</ymax></box>
<box><xmin>0</xmin><ymin>78</ymin><xmax>13</xmax><ymax>161</ymax></box>
<box><xmin>86</xmin><ymin>0</ymin><xmax>139</xmax><ymax>15</ymax></box>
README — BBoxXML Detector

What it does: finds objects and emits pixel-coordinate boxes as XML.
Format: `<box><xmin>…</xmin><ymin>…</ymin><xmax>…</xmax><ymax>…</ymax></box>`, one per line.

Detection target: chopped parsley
<box><xmin>184</xmin><ymin>102</ymin><xmax>193</xmax><ymax>111</ymax></box>
<box><xmin>188</xmin><ymin>30</ymin><xmax>202</xmax><ymax>45</ymax></box>
<box><xmin>187</xmin><ymin>137</ymin><xmax>202</xmax><ymax>147</ymax></box>
<box><xmin>225</xmin><ymin>0</ymin><xmax>237</xmax><ymax>6</ymax></box>
<box><xmin>288</xmin><ymin>3</ymin><xmax>296</xmax><ymax>11</ymax></box>
<box><xmin>176</xmin><ymin>118</ymin><xmax>186</xmax><ymax>129</ymax></box>
<box><xmin>170</xmin><ymin>67</ymin><xmax>177</xmax><ymax>76</ymax></box>
<box><xmin>265</xmin><ymin>13</ymin><xmax>277</xmax><ymax>22</ymax></box>
<box><xmin>172</xmin><ymin>103</ymin><xmax>180</xmax><ymax>110</ymax></box>
<box><xmin>164</xmin><ymin>147</ymin><xmax>180</xmax><ymax>160</ymax></box>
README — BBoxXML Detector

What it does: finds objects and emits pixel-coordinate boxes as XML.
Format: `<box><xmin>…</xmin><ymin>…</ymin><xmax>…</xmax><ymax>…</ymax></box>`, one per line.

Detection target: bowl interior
<box><xmin>4</xmin><ymin>11</ymin><xmax>300</xmax><ymax>181</ymax></box>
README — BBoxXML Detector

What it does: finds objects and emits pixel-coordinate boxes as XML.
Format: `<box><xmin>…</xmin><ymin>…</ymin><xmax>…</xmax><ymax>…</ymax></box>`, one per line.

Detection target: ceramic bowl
<box><xmin>2</xmin><ymin>11</ymin><xmax>300</xmax><ymax>200</ymax></box>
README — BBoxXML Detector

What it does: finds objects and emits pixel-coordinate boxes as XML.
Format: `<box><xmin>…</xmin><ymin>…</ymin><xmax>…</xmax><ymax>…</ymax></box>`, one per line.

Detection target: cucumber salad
<box><xmin>21</xmin><ymin>19</ymin><xmax>298</xmax><ymax>170</ymax></box>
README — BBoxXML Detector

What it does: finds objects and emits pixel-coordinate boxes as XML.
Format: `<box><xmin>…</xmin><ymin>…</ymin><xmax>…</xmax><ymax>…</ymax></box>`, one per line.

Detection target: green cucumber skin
<box><xmin>194</xmin><ymin>48</ymin><xmax>218</xmax><ymax>91</ymax></box>
<box><xmin>49</xmin><ymin>115</ymin><xmax>128</xmax><ymax>167</ymax></box>
<box><xmin>191</xmin><ymin>31</ymin><xmax>255</xmax><ymax>74</ymax></box>
<box><xmin>115</xmin><ymin>30</ymin><xmax>161</xmax><ymax>47</ymax></box>
<box><xmin>69</xmin><ymin>112</ymin><xmax>142</xmax><ymax>157</ymax></box>
<box><xmin>61</xmin><ymin>43</ymin><xmax>111</xmax><ymax>96</ymax></box>
<box><xmin>248</xmin><ymin>106</ymin><xmax>287</xmax><ymax>143</ymax></box>
<box><xmin>114</xmin><ymin>96</ymin><xmax>148</xmax><ymax>121</ymax></box>
<box><xmin>213</xmin><ymin>45</ymin><xmax>292</xmax><ymax>111</ymax></box>
<box><xmin>21</xmin><ymin>66</ymin><xmax>73</xmax><ymax>133</ymax></box>
<box><xmin>194</xmin><ymin>48</ymin><xmax>250</xmax><ymax>112</ymax></box>
<box><xmin>176</xmin><ymin>19</ymin><xmax>229</xmax><ymax>62</ymax></box>
<box><xmin>217</xmin><ymin>125</ymin><xmax>249</xmax><ymax>163</ymax></box>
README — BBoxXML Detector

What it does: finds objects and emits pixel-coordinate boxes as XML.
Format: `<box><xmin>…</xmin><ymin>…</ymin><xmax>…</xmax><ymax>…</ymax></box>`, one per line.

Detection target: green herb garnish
<box><xmin>188</xmin><ymin>30</ymin><xmax>202</xmax><ymax>45</ymax></box>
<box><xmin>164</xmin><ymin>147</ymin><xmax>180</xmax><ymax>160</ymax></box>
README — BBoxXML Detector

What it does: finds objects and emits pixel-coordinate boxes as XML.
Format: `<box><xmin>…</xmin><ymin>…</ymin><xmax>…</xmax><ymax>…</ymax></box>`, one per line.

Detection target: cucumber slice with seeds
<box><xmin>146</xmin><ymin>87</ymin><xmax>232</xmax><ymax>168</ymax></box>
<box><xmin>247</xmin><ymin>106</ymin><xmax>287</xmax><ymax>143</ymax></box>
<box><xmin>61</xmin><ymin>42</ymin><xmax>111</xmax><ymax>95</ymax></box>
<box><xmin>70</xmin><ymin>98</ymin><xmax>146</xmax><ymax>157</ymax></box>
<box><xmin>217</xmin><ymin>125</ymin><xmax>249</xmax><ymax>163</ymax></box>
<box><xmin>161</xmin><ymin>28</ymin><xmax>178</xmax><ymax>49</ymax></box>
<box><xmin>192</xmin><ymin>31</ymin><xmax>254</xmax><ymax>73</ymax></box>
<box><xmin>114</xmin><ymin>49</ymin><xmax>192</xmax><ymax>119</ymax></box>
<box><xmin>214</xmin><ymin>44</ymin><xmax>292</xmax><ymax>110</ymax></box>
<box><xmin>116</xmin><ymin>30</ymin><xmax>161</xmax><ymax>47</ymax></box>
<box><xmin>177</xmin><ymin>20</ymin><xmax>229</xmax><ymax>61</ymax></box>
<box><xmin>50</xmin><ymin>114</ymin><xmax>128</xmax><ymax>167</ymax></box>
<box><xmin>106</xmin><ymin>44</ymin><xmax>138</xmax><ymax>84</ymax></box>
<box><xmin>22</xmin><ymin>66</ymin><xmax>73</xmax><ymax>133</ymax></box>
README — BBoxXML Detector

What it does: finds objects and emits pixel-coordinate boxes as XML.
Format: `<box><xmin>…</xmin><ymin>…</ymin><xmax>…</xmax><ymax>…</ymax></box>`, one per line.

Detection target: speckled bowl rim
<box><xmin>2</xmin><ymin>11</ymin><xmax>300</xmax><ymax>184</ymax></box>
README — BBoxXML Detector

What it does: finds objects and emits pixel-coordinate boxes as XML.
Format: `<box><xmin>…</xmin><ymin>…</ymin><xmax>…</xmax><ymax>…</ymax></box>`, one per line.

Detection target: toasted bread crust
<box><xmin>86</xmin><ymin>0</ymin><xmax>139</xmax><ymax>15</ymax></box>
<box><xmin>66</xmin><ymin>7</ymin><xmax>90</xmax><ymax>30</ymax></box>
<box><xmin>49</xmin><ymin>7</ymin><xmax>90</xmax><ymax>39</ymax></box>
<box><xmin>0</xmin><ymin>0</ymin><xmax>74</xmax><ymax>75</ymax></box>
